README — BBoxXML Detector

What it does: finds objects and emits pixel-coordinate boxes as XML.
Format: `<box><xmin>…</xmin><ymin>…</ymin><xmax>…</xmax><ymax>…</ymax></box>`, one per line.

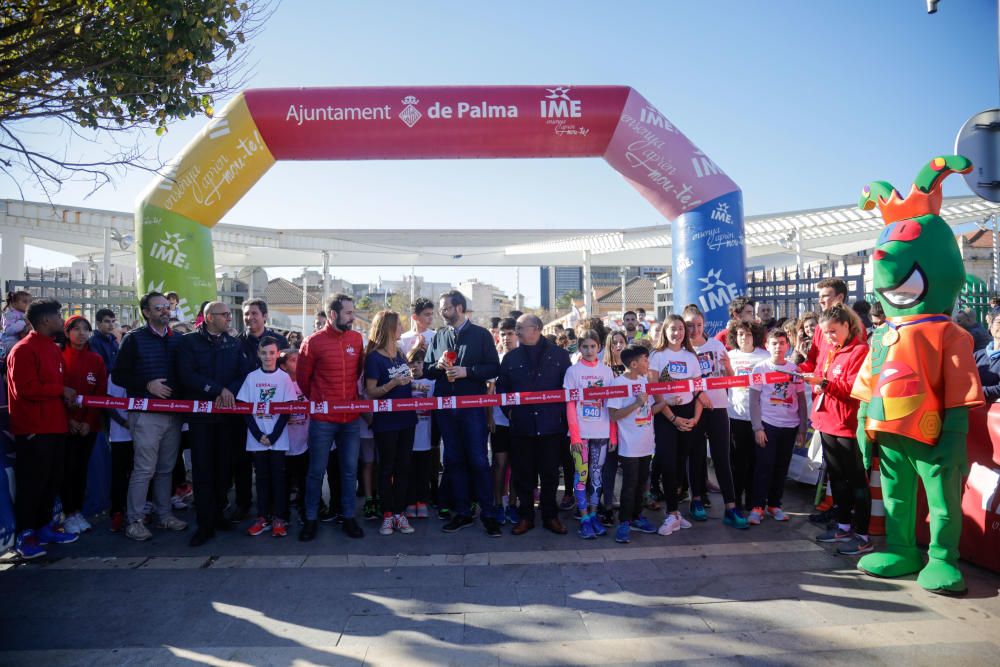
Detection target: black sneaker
<box><xmin>342</xmin><ymin>518</ymin><xmax>364</xmax><ymax>539</ymax></box>
<box><xmin>442</xmin><ymin>515</ymin><xmax>475</xmax><ymax>533</ymax></box>
<box><xmin>437</xmin><ymin>507</ymin><xmax>451</xmax><ymax>521</ymax></box>
<box><xmin>483</xmin><ymin>517</ymin><xmax>502</xmax><ymax>538</ymax></box>
<box><xmin>299</xmin><ymin>519</ymin><xmax>318</xmax><ymax>542</ymax></box>
<box><xmin>362</xmin><ymin>498</ymin><xmax>378</xmax><ymax>521</ymax></box>
<box><xmin>189</xmin><ymin>529</ymin><xmax>214</xmax><ymax>547</ymax></box>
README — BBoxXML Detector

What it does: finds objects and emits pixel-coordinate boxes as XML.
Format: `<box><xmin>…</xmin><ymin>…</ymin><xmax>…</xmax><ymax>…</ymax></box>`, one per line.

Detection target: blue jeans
<box><xmin>437</xmin><ymin>408</ymin><xmax>494</xmax><ymax>519</ymax></box>
<box><xmin>305</xmin><ymin>419</ymin><xmax>360</xmax><ymax>521</ymax></box>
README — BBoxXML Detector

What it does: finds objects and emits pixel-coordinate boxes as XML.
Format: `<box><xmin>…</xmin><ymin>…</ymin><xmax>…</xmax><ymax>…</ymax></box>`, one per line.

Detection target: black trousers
<box><xmin>729</xmin><ymin>419</ymin><xmax>756</xmax><ymax>511</ymax></box>
<box><xmin>374</xmin><ymin>427</ymin><xmax>415</xmax><ymax>515</ymax></box>
<box><xmin>653</xmin><ymin>401</ymin><xmax>697</xmax><ymax>513</ymax></box>
<box><xmin>820</xmin><ymin>432</ymin><xmax>871</xmax><ymax>534</ymax></box>
<box><xmin>110</xmin><ymin>441</ymin><xmax>134</xmax><ymax>515</ymax></box>
<box><xmin>694</xmin><ymin>407</ymin><xmax>737</xmax><ymax>504</ymax></box>
<box><xmin>61</xmin><ymin>433</ymin><xmax>96</xmax><ymax>515</ymax></box>
<box><xmin>286</xmin><ymin>452</ymin><xmax>308</xmax><ymax>513</ymax></box>
<box><xmin>408</xmin><ymin>449</ymin><xmax>434</xmax><ymax>506</ymax></box>
<box><xmin>752</xmin><ymin>423</ymin><xmax>798</xmax><ymax>509</ymax></box>
<box><xmin>511</xmin><ymin>433</ymin><xmax>563</xmax><ymax>523</ymax></box>
<box><xmin>618</xmin><ymin>454</ymin><xmax>651</xmax><ymax>524</ymax></box>
<box><xmin>228</xmin><ymin>424</ymin><xmax>252</xmax><ymax>510</ymax></box>
<box><xmin>252</xmin><ymin>450</ymin><xmax>288</xmax><ymax>520</ymax></box>
<box><xmin>15</xmin><ymin>434</ymin><xmax>65</xmax><ymax>533</ymax></box>
<box><xmin>188</xmin><ymin>419</ymin><xmax>237</xmax><ymax>532</ymax></box>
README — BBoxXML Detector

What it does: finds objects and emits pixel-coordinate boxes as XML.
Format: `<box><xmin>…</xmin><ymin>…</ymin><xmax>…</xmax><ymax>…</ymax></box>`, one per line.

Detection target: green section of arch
<box><xmin>136</xmin><ymin>204</ymin><xmax>217</xmax><ymax>322</ymax></box>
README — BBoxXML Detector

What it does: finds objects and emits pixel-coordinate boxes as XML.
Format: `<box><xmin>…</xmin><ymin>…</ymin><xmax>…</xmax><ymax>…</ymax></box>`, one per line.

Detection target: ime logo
<box><xmin>540</xmin><ymin>87</ymin><xmax>581</xmax><ymax>119</ymax></box>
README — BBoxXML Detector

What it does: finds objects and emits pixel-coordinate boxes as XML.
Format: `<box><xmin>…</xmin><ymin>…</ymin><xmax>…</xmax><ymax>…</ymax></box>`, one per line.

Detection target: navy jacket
<box><xmin>176</xmin><ymin>325</ymin><xmax>255</xmax><ymax>421</ymax></box>
<box><xmin>112</xmin><ymin>324</ymin><xmax>182</xmax><ymax>400</ymax></box>
<box><xmin>423</xmin><ymin>320</ymin><xmax>500</xmax><ymax>397</ymax></box>
<box><xmin>89</xmin><ymin>330</ymin><xmax>119</xmax><ymax>372</ymax></box>
<box><xmin>496</xmin><ymin>337</ymin><xmax>572</xmax><ymax>437</ymax></box>
<box><xmin>240</xmin><ymin>327</ymin><xmax>290</xmax><ymax>366</ymax></box>
<box><xmin>975</xmin><ymin>345</ymin><xmax>1000</xmax><ymax>403</ymax></box>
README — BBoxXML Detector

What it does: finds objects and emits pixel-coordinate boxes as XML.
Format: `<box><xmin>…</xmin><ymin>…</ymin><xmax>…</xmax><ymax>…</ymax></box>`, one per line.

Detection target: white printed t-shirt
<box><xmin>237</xmin><ymin>367</ymin><xmax>298</xmax><ymax>452</ymax></box>
<box><xmin>563</xmin><ymin>360</ymin><xmax>615</xmax><ymax>440</ymax></box>
<box><xmin>607</xmin><ymin>374</ymin><xmax>654</xmax><ymax>458</ymax></box>
<box><xmin>285</xmin><ymin>379</ymin><xmax>309</xmax><ymax>456</ymax></box>
<box><xmin>648</xmin><ymin>348</ymin><xmax>700</xmax><ymax>405</ymax></box>
<box><xmin>751</xmin><ymin>359</ymin><xmax>805</xmax><ymax>429</ymax></box>
<box><xmin>695</xmin><ymin>337</ymin><xmax>730</xmax><ymax>409</ymax></box>
<box><xmin>727</xmin><ymin>348</ymin><xmax>770</xmax><ymax>421</ymax></box>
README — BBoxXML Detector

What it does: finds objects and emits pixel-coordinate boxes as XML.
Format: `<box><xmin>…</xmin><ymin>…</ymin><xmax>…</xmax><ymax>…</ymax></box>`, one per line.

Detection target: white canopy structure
<box><xmin>3</xmin><ymin>195</ymin><xmax>999</xmax><ymax>312</ymax></box>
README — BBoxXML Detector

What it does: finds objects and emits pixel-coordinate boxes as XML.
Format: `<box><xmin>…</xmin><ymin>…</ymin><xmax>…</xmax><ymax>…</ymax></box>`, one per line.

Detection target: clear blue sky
<box><xmin>3</xmin><ymin>0</ymin><xmax>996</xmax><ymax>307</ymax></box>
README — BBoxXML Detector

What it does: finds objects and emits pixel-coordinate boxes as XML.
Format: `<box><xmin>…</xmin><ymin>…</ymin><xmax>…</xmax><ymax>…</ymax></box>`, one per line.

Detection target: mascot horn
<box><xmin>852</xmin><ymin>155</ymin><xmax>984</xmax><ymax>595</ymax></box>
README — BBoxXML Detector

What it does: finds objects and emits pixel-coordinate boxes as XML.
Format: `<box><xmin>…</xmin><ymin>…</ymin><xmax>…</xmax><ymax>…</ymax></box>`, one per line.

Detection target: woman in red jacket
<box><xmin>61</xmin><ymin>315</ymin><xmax>107</xmax><ymax>535</ymax></box>
<box><xmin>799</xmin><ymin>304</ymin><xmax>872</xmax><ymax>556</ymax></box>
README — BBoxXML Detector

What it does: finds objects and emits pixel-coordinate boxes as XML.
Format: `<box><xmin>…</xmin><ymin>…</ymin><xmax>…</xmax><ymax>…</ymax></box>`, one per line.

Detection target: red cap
<box><xmin>64</xmin><ymin>314</ymin><xmax>91</xmax><ymax>334</ymax></box>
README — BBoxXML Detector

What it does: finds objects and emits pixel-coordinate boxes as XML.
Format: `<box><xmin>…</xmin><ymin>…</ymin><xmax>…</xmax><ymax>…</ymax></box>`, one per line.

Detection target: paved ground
<box><xmin>1</xmin><ymin>480</ymin><xmax>998</xmax><ymax>666</ymax></box>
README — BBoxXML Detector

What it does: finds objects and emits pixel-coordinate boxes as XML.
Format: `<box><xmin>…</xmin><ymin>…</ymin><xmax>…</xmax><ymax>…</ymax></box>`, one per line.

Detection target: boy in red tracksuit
<box><xmin>60</xmin><ymin>315</ymin><xmax>108</xmax><ymax>535</ymax></box>
<box><xmin>5</xmin><ymin>299</ymin><xmax>80</xmax><ymax>559</ymax></box>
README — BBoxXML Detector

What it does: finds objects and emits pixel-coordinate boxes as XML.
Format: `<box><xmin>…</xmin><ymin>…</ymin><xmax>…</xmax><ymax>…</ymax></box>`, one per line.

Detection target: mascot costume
<box><xmin>852</xmin><ymin>155</ymin><xmax>984</xmax><ymax>595</ymax></box>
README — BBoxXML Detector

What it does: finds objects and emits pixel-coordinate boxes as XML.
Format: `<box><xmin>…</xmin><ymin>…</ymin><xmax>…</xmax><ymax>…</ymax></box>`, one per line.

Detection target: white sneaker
<box><xmin>748</xmin><ymin>508</ymin><xmax>764</xmax><ymax>525</ymax></box>
<box><xmin>657</xmin><ymin>514</ymin><xmax>681</xmax><ymax>536</ymax></box>
<box><xmin>678</xmin><ymin>516</ymin><xmax>693</xmax><ymax>530</ymax></box>
<box><xmin>157</xmin><ymin>515</ymin><xmax>188</xmax><ymax>531</ymax></box>
<box><xmin>76</xmin><ymin>514</ymin><xmax>92</xmax><ymax>532</ymax></box>
<box><xmin>394</xmin><ymin>514</ymin><xmax>415</xmax><ymax>534</ymax></box>
<box><xmin>379</xmin><ymin>516</ymin><xmax>394</xmax><ymax>535</ymax></box>
<box><xmin>62</xmin><ymin>514</ymin><xmax>83</xmax><ymax>534</ymax></box>
<box><xmin>766</xmin><ymin>506</ymin><xmax>789</xmax><ymax>522</ymax></box>
<box><xmin>125</xmin><ymin>520</ymin><xmax>152</xmax><ymax>541</ymax></box>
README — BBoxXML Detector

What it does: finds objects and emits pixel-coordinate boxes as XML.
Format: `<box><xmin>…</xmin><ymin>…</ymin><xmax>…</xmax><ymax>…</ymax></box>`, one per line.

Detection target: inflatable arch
<box><xmin>137</xmin><ymin>86</ymin><xmax>745</xmax><ymax>330</ymax></box>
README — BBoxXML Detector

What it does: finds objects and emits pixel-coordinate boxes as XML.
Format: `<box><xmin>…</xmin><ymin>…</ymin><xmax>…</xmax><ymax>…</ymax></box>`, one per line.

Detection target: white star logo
<box><xmin>698</xmin><ymin>269</ymin><xmax>726</xmax><ymax>292</ymax></box>
<box><xmin>545</xmin><ymin>87</ymin><xmax>572</xmax><ymax>101</ymax></box>
<box><xmin>161</xmin><ymin>232</ymin><xmax>184</xmax><ymax>252</ymax></box>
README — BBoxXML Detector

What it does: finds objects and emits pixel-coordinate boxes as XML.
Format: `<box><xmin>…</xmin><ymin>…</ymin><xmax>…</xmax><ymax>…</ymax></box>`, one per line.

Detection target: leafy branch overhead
<box><xmin>0</xmin><ymin>0</ymin><xmax>270</xmax><ymax>195</ymax></box>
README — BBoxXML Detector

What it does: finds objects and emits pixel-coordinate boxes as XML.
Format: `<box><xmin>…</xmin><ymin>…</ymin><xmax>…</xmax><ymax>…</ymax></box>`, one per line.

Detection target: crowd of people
<box><xmin>2</xmin><ymin>279</ymin><xmax>996</xmax><ymax>560</ymax></box>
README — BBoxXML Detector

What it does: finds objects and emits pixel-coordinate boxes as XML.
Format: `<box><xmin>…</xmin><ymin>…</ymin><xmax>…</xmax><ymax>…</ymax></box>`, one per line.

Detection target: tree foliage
<box><xmin>0</xmin><ymin>0</ymin><xmax>270</xmax><ymax>195</ymax></box>
<box><xmin>556</xmin><ymin>289</ymin><xmax>582</xmax><ymax>310</ymax></box>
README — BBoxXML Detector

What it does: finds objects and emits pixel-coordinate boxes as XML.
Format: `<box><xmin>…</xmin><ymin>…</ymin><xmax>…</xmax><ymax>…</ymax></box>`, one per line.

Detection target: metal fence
<box><xmin>746</xmin><ymin>262</ymin><xmax>867</xmax><ymax>320</ymax></box>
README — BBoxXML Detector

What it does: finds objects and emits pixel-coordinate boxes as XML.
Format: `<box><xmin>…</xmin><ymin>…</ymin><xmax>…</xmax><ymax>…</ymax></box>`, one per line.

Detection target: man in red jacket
<box><xmin>5</xmin><ymin>298</ymin><xmax>80</xmax><ymax>559</ymax></box>
<box><xmin>297</xmin><ymin>293</ymin><xmax>366</xmax><ymax>542</ymax></box>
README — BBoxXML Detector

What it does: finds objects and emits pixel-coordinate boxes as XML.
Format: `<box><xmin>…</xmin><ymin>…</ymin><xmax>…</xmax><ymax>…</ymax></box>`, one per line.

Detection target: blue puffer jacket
<box><xmin>176</xmin><ymin>325</ymin><xmax>255</xmax><ymax>421</ymax></box>
<box><xmin>112</xmin><ymin>324</ymin><xmax>182</xmax><ymax>400</ymax></box>
<box><xmin>974</xmin><ymin>343</ymin><xmax>1000</xmax><ymax>403</ymax></box>
<box><xmin>496</xmin><ymin>337</ymin><xmax>572</xmax><ymax>437</ymax></box>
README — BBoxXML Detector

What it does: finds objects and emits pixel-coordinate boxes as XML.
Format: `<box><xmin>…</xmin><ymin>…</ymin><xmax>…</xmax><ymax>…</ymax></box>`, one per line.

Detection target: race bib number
<box><xmin>668</xmin><ymin>361</ymin><xmax>688</xmax><ymax>376</ymax></box>
<box><xmin>581</xmin><ymin>404</ymin><xmax>602</xmax><ymax>420</ymax></box>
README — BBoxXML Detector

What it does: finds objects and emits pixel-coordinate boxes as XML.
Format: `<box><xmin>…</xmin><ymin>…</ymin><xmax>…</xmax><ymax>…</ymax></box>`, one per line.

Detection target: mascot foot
<box><xmin>917</xmin><ymin>560</ymin><xmax>967</xmax><ymax>596</ymax></box>
<box><xmin>858</xmin><ymin>551</ymin><xmax>923</xmax><ymax>579</ymax></box>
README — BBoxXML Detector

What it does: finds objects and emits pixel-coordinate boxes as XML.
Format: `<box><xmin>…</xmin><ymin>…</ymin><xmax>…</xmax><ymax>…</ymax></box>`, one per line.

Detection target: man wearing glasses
<box><xmin>112</xmin><ymin>292</ymin><xmax>189</xmax><ymax>542</ymax></box>
<box><xmin>176</xmin><ymin>301</ymin><xmax>255</xmax><ymax>546</ymax></box>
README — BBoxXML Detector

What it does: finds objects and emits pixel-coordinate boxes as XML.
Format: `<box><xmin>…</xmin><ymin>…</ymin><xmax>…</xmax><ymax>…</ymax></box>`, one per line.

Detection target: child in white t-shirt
<box><xmin>608</xmin><ymin>344</ymin><xmax>667</xmax><ymax>544</ymax></box>
<box><xmin>237</xmin><ymin>337</ymin><xmax>297</xmax><ymax>538</ymax></box>
<box><xmin>564</xmin><ymin>329</ymin><xmax>617</xmax><ymax>540</ymax></box>
<box><xmin>278</xmin><ymin>349</ymin><xmax>309</xmax><ymax>522</ymax></box>
<box><xmin>405</xmin><ymin>346</ymin><xmax>435</xmax><ymax>519</ymax></box>
<box><xmin>726</xmin><ymin>321</ymin><xmax>769</xmax><ymax>512</ymax></box>
<box><xmin>747</xmin><ymin>329</ymin><xmax>807</xmax><ymax>525</ymax></box>
<box><xmin>648</xmin><ymin>314</ymin><xmax>705</xmax><ymax>536</ymax></box>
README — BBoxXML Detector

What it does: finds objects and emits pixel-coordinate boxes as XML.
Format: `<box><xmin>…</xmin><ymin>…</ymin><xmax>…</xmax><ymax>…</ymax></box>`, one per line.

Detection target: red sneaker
<box><xmin>109</xmin><ymin>511</ymin><xmax>124</xmax><ymax>533</ymax></box>
<box><xmin>271</xmin><ymin>518</ymin><xmax>287</xmax><ymax>538</ymax></box>
<box><xmin>247</xmin><ymin>516</ymin><xmax>271</xmax><ymax>536</ymax></box>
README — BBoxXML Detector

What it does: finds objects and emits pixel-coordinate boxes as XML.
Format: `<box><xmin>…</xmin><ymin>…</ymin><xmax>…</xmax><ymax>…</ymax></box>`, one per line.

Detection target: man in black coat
<box><xmin>496</xmin><ymin>314</ymin><xmax>572</xmax><ymax>536</ymax></box>
<box><xmin>423</xmin><ymin>290</ymin><xmax>502</xmax><ymax>536</ymax></box>
<box><xmin>176</xmin><ymin>301</ymin><xmax>255</xmax><ymax>546</ymax></box>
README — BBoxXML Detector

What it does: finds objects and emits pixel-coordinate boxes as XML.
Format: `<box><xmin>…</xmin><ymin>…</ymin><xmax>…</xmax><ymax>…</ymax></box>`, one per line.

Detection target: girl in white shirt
<box><xmin>682</xmin><ymin>306</ymin><xmax>748</xmax><ymax>530</ymax></box>
<box><xmin>725</xmin><ymin>321</ymin><xmax>769</xmax><ymax>513</ymax></box>
<box><xmin>564</xmin><ymin>329</ymin><xmax>617</xmax><ymax>539</ymax></box>
<box><xmin>648</xmin><ymin>315</ymin><xmax>704</xmax><ymax>536</ymax></box>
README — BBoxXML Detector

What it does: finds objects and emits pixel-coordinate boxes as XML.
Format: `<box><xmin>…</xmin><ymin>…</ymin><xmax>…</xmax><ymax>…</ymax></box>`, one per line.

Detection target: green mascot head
<box><xmin>859</xmin><ymin>156</ymin><xmax>973</xmax><ymax>317</ymax></box>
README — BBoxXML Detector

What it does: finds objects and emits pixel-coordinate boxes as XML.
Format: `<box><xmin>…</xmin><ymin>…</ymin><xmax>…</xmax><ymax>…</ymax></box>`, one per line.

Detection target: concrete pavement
<box><xmin>1</xmin><ymin>481</ymin><xmax>998</xmax><ymax>666</ymax></box>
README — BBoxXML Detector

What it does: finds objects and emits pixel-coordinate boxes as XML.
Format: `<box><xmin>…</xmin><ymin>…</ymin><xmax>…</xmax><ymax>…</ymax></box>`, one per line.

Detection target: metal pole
<box><xmin>516</xmin><ymin>267</ymin><xmax>521</xmax><ymax>311</ymax></box>
<box><xmin>321</xmin><ymin>251</ymin><xmax>330</xmax><ymax>311</ymax></box>
<box><xmin>301</xmin><ymin>270</ymin><xmax>308</xmax><ymax>333</ymax></box>
<box><xmin>620</xmin><ymin>267</ymin><xmax>627</xmax><ymax>317</ymax></box>
<box><xmin>410</xmin><ymin>265</ymin><xmax>416</xmax><ymax>305</ymax></box>
<box><xmin>103</xmin><ymin>228</ymin><xmax>112</xmax><ymax>285</ymax></box>
<box><xmin>582</xmin><ymin>250</ymin><xmax>593</xmax><ymax>317</ymax></box>
<box><xmin>993</xmin><ymin>214</ymin><xmax>999</xmax><ymax>292</ymax></box>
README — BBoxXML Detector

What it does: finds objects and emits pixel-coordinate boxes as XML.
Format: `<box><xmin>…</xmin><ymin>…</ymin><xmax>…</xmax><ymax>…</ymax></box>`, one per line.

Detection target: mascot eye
<box><xmin>888</xmin><ymin>220</ymin><xmax>922</xmax><ymax>242</ymax></box>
